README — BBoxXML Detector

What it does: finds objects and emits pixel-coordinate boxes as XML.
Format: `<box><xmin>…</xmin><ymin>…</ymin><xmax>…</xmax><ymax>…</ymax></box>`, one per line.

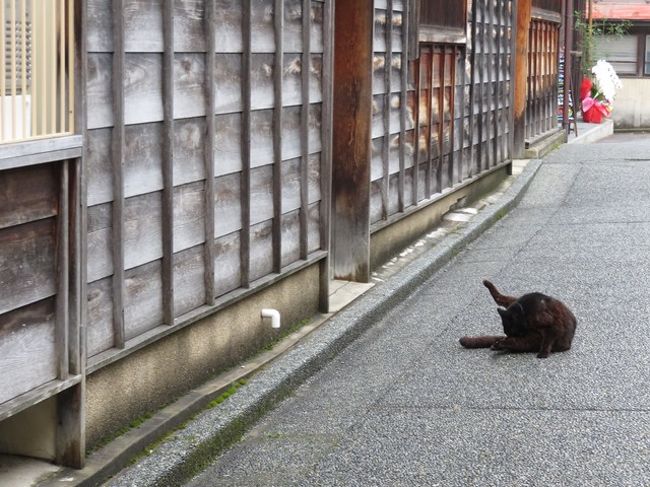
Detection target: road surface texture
<box><xmin>187</xmin><ymin>135</ymin><xmax>650</xmax><ymax>486</ymax></box>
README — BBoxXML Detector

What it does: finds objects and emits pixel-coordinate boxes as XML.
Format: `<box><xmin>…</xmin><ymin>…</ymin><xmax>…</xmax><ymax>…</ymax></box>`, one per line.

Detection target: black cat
<box><xmin>459</xmin><ymin>280</ymin><xmax>577</xmax><ymax>358</ymax></box>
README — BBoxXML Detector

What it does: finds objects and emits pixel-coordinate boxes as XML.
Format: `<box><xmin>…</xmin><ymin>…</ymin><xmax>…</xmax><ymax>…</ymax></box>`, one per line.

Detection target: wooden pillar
<box><xmin>563</xmin><ymin>0</ymin><xmax>574</xmax><ymax>132</ymax></box>
<box><xmin>331</xmin><ymin>0</ymin><xmax>373</xmax><ymax>282</ymax></box>
<box><xmin>513</xmin><ymin>0</ymin><xmax>532</xmax><ymax>158</ymax></box>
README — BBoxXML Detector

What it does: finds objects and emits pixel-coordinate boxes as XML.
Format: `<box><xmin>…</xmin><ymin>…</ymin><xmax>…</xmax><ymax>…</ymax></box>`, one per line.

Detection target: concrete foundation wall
<box><xmin>612</xmin><ymin>78</ymin><xmax>650</xmax><ymax>129</ymax></box>
<box><xmin>370</xmin><ymin>165</ymin><xmax>510</xmax><ymax>270</ymax></box>
<box><xmin>86</xmin><ymin>264</ymin><xmax>321</xmax><ymax>448</ymax></box>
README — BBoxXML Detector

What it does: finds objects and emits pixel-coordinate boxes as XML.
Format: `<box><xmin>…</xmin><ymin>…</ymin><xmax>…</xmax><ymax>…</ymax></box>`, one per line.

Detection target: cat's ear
<box><xmin>497</xmin><ymin>307</ymin><xmax>507</xmax><ymax>317</ymax></box>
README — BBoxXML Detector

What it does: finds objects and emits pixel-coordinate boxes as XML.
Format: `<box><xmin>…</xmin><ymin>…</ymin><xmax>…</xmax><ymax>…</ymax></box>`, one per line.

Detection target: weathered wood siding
<box><xmin>0</xmin><ymin>162</ymin><xmax>76</xmax><ymax>409</ymax></box>
<box><xmin>85</xmin><ymin>0</ymin><xmax>330</xmax><ymax>363</ymax></box>
<box><xmin>525</xmin><ymin>17</ymin><xmax>560</xmax><ymax>141</ymax></box>
<box><xmin>469</xmin><ymin>0</ymin><xmax>513</xmax><ymax>171</ymax></box>
<box><xmin>370</xmin><ymin>0</ymin><xmax>514</xmax><ymax>230</ymax></box>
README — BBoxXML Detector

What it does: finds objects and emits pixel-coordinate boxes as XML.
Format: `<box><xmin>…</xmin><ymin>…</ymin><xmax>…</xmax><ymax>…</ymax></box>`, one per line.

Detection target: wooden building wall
<box><xmin>84</xmin><ymin>0</ymin><xmax>331</xmax><ymax>367</ymax></box>
<box><xmin>369</xmin><ymin>0</ymin><xmax>514</xmax><ymax>232</ymax></box>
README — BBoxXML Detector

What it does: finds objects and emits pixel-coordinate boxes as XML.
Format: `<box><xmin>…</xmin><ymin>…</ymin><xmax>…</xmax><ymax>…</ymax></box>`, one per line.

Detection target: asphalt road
<box><xmin>187</xmin><ymin>134</ymin><xmax>650</xmax><ymax>486</ymax></box>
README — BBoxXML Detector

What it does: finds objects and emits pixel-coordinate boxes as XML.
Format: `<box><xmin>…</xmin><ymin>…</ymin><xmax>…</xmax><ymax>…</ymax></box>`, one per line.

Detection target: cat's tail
<box><xmin>459</xmin><ymin>335</ymin><xmax>504</xmax><ymax>348</ymax></box>
<box><xmin>482</xmin><ymin>280</ymin><xmax>517</xmax><ymax>307</ymax></box>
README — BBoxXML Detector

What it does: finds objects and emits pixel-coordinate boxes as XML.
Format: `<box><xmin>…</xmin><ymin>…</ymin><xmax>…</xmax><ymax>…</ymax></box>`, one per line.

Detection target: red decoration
<box><xmin>580</xmin><ymin>78</ymin><xmax>593</xmax><ymax>102</ymax></box>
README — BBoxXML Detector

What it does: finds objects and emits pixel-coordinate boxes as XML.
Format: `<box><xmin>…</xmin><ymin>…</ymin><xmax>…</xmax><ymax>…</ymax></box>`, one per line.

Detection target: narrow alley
<box><xmin>180</xmin><ymin>134</ymin><xmax>650</xmax><ymax>486</ymax></box>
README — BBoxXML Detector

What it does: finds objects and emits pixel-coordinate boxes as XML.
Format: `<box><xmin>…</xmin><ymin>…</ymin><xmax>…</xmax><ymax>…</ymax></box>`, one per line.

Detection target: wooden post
<box><xmin>563</xmin><ymin>0</ymin><xmax>574</xmax><ymax>133</ymax></box>
<box><xmin>332</xmin><ymin>0</ymin><xmax>373</xmax><ymax>282</ymax></box>
<box><xmin>513</xmin><ymin>0</ymin><xmax>532</xmax><ymax>158</ymax></box>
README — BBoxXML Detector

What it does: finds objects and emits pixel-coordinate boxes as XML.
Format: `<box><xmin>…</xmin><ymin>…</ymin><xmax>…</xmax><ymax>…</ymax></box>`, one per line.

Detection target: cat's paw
<box><xmin>536</xmin><ymin>351</ymin><xmax>550</xmax><ymax>359</ymax></box>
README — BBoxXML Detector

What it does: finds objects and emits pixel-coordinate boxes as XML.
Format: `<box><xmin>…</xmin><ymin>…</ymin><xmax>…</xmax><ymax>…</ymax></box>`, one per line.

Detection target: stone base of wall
<box><xmin>370</xmin><ymin>164</ymin><xmax>510</xmax><ymax>270</ymax></box>
<box><xmin>85</xmin><ymin>264</ymin><xmax>321</xmax><ymax>449</ymax></box>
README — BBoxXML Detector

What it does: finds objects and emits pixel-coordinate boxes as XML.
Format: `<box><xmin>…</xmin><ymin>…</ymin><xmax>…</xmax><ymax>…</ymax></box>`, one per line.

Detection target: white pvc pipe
<box><xmin>261</xmin><ymin>308</ymin><xmax>281</xmax><ymax>329</ymax></box>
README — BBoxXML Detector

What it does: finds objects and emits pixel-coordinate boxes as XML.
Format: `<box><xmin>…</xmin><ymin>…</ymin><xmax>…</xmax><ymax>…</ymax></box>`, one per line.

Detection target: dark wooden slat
<box><xmin>436</xmin><ymin>48</ymin><xmax>444</xmax><ymax>194</ymax></box>
<box><xmin>241</xmin><ymin>0</ymin><xmax>252</xmax><ymax>287</ymax></box>
<box><xmin>162</xmin><ymin>0</ymin><xmax>175</xmax><ymax>324</ymax></box>
<box><xmin>111</xmin><ymin>0</ymin><xmax>125</xmax><ymax>349</ymax></box>
<box><xmin>485</xmin><ymin>0</ymin><xmax>494</xmax><ymax>168</ymax></box>
<box><xmin>457</xmin><ymin>47</ymin><xmax>466</xmax><ymax>183</ymax></box>
<box><xmin>426</xmin><ymin>48</ymin><xmax>433</xmax><ymax>198</ymax></box>
<box><xmin>68</xmin><ymin>160</ymin><xmax>82</xmax><ymax>377</ymax></box>
<box><xmin>468</xmin><ymin>0</ymin><xmax>478</xmax><ymax>178</ymax></box>
<box><xmin>56</xmin><ymin>162</ymin><xmax>70</xmax><ymax>380</ymax></box>
<box><xmin>477</xmin><ymin>0</ymin><xmax>486</xmax><ymax>172</ymax></box>
<box><xmin>494</xmin><ymin>0</ymin><xmax>502</xmax><ymax>164</ymax></box>
<box><xmin>204</xmin><ymin>0</ymin><xmax>216</xmax><ymax>305</ymax></box>
<box><xmin>508</xmin><ymin>0</ymin><xmax>517</xmax><ymax>160</ymax></box>
<box><xmin>398</xmin><ymin>0</ymin><xmax>407</xmax><ymax>212</ymax></box>
<box><xmin>501</xmin><ymin>0</ymin><xmax>512</xmax><ymax>160</ymax></box>
<box><xmin>413</xmin><ymin>56</ymin><xmax>421</xmax><ymax>205</ymax></box>
<box><xmin>448</xmin><ymin>46</ymin><xmax>456</xmax><ymax>187</ymax></box>
<box><xmin>300</xmin><ymin>0</ymin><xmax>310</xmax><ymax>259</ymax></box>
<box><xmin>319</xmin><ymin>0</ymin><xmax>333</xmax><ymax>311</ymax></box>
<box><xmin>382</xmin><ymin>2</ymin><xmax>393</xmax><ymax>220</ymax></box>
<box><xmin>272</xmin><ymin>0</ymin><xmax>283</xmax><ymax>273</ymax></box>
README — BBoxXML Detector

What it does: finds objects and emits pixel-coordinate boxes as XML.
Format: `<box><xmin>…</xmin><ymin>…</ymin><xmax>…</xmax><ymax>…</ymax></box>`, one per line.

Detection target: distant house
<box><xmin>593</xmin><ymin>1</ymin><xmax>650</xmax><ymax>128</ymax></box>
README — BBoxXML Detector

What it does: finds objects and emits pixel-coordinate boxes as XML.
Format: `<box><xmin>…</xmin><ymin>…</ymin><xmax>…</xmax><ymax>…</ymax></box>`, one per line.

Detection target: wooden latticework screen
<box><xmin>525</xmin><ymin>17</ymin><xmax>560</xmax><ymax>141</ymax></box>
<box><xmin>369</xmin><ymin>0</ymin><xmax>513</xmax><ymax>231</ymax></box>
<box><xmin>84</xmin><ymin>0</ymin><xmax>331</xmax><ymax>367</ymax></box>
<box><xmin>469</xmin><ymin>0</ymin><xmax>513</xmax><ymax>173</ymax></box>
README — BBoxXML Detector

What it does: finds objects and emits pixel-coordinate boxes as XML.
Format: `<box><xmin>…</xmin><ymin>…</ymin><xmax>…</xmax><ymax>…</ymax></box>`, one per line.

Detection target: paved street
<box><xmin>187</xmin><ymin>135</ymin><xmax>650</xmax><ymax>486</ymax></box>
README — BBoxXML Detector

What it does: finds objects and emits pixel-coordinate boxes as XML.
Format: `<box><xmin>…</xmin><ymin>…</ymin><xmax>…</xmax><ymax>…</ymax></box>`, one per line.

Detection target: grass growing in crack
<box><xmin>206</xmin><ymin>379</ymin><xmax>248</xmax><ymax>409</ymax></box>
<box><xmin>88</xmin><ymin>411</ymin><xmax>155</xmax><ymax>455</ymax></box>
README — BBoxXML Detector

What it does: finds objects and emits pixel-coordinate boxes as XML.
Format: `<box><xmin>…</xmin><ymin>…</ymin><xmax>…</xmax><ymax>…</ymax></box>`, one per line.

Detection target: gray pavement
<box><xmin>184</xmin><ymin>134</ymin><xmax>650</xmax><ymax>486</ymax></box>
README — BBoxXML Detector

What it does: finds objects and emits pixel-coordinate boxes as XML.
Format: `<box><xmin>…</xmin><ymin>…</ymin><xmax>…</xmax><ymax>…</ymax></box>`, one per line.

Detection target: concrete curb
<box><xmin>568</xmin><ymin>119</ymin><xmax>614</xmax><ymax>145</ymax></box>
<box><xmin>99</xmin><ymin>159</ymin><xmax>543</xmax><ymax>487</ymax></box>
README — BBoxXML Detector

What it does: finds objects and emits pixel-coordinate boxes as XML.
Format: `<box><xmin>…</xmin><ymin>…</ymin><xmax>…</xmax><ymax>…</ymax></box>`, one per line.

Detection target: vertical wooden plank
<box><xmin>413</xmin><ymin>56</ymin><xmax>421</xmax><ymax>205</ymax></box>
<box><xmin>398</xmin><ymin>0</ymin><xmax>408</xmax><ymax>211</ymax></box>
<box><xmin>494</xmin><ymin>0</ymin><xmax>502</xmax><ymax>164</ymax></box>
<box><xmin>204</xmin><ymin>0</ymin><xmax>216</xmax><ymax>304</ymax></box>
<box><xmin>382</xmin><ymin>1</ymin><xmax>392</xmax><ymax>220</ymax></box>
<box><xmin>513</xmin><ymin>0</ymin><xmax>531</xmax><ymax>158</ymax></box>
<box><xmin>477</xmin><ymin>0</ymin><xmax>486</xmax><ymax>171</ymax></box>
<box><xmin>426</xmin><ymin>48</ymin><xmax>433</xmax><ymax>197</ymax></box>
<box><xmin>10</xmin><ymin>0</ymin><xmax>16</xmax><ymax>139</ymax></box>
<box><xmin>55</xmin><ymin>0</ymin><xmax>87</xmax><ymax>469</ymax></box>
<box><xmin>457</xmin><ymin>46</ymin><xmax>466</xmax><ymax>183</ymax></box>
<box><xmin>552</xmin><ymin>25</ymin><xmax>559</xmax><ymax>131</ymax></box>
<box><xmin>60</xmin><ymin>0</ymin><xmax>66</xmax><ymax>132</ymax></box>
<box><xmin>68</xmin><ymin>0</ymin><xmax>76</xmax><ymax>132</ymax></box>
<box><xmin>56</xmin><ymin>161</ymin><xmax>70</xmax><ymax>380</ymax></box>
<box><xmin>241</xmin><ymin>0</ymin><xmax>252</xmax><ymax>286</ymax></box>
<box><xmin>500</xmin><ymin>0</ymin><xmax>509</xmax><ymax>159</ymax></box>
<box><xmin>319</xmin><ymin>0</ymin><xmax>333</xmax><ymax>311</ymax></box>
<box><xmin>508</xmin><ymin>0</ymin><xmax>518</xmax><ymax>162</ymax></box>
<box><xmin>448</xmin><ymin>47</ymin><xmax>456</xmax><ymax>187</ymax></box>
<box><xmin>300</xmin><ymin>0</ymin><xmax>310</xmax><ymax>259</ymax></box>
<box><xmin>112</xmin><ymin>0</ymin><xmax>126</xmax><ymax>348</ymax></box>
<box><xmin>468</xmin><ymin>0</ymin><xmax>478</xmax><ymax>177</ymax></box>
<box><xmin>40</xmin><ymin>0</ymin><xmax>46</xmax><ymax>134</ymax></box>
<box><xmin>0</xmin><ymin>0</ymin><xmax>4</xmax><ymax>139</ymax></box>
<box><xmin>272</xmin><ymin>0</ymin><xmax>283</xmax><ymax>272</ymax></box>
<box><xmin>435</xmin><ymin>48</ymin><xmax>443</xmax><ymax>194</ymax></box>
<box><xmin>563</xmin><ymin>0</ymin><xmax>574</xmax><ymax>132</ymax></box>
<box><xmin>162</xmin><ymin>0</ymin><xmax>175</xmax><ymax>324</ymax></box>
<box><xmin>332</xmin><ymin>0</ymin><xmax>373</xmax><ymax>282</ymax></box>
<box><xmin>21</xmin><ymin>0</ymin><xmax>27</xmax><ymax>137</ymax></box>
<box><xmin>485</xmin><ymin>0</ymin><xmax>494</xmax><ymax>168</ymax></box>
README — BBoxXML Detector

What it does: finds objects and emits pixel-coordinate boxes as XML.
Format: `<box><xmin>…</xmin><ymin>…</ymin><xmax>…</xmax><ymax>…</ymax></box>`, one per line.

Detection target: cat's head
<box><xmin>497</xmin><ymin>305</ymin><xmax>527</xmax><ymax>337</ymax></box>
